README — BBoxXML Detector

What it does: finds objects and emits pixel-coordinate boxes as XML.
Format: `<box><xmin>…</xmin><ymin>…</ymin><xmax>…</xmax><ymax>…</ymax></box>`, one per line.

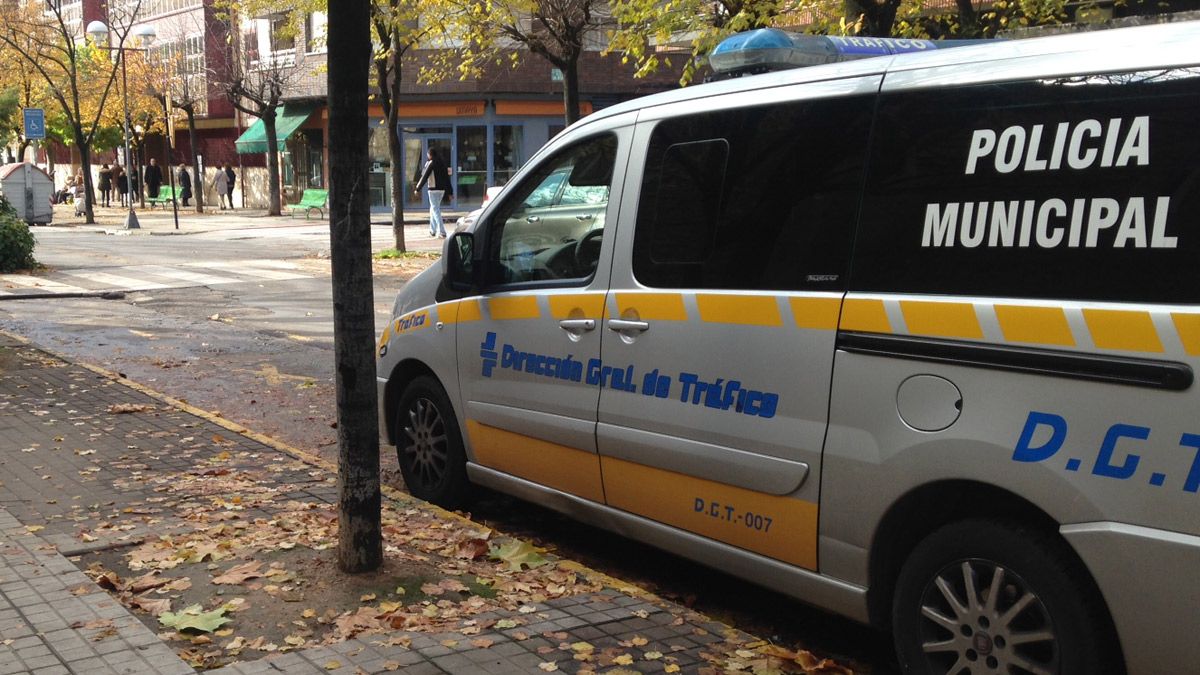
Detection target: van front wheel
<box><xmin>892</xmin><ymin>519</ymin><xmax>1120</xmax><ymax>675</ymax></box>
<box><xmin>394</xmin><ymin>376</ymin><xmax>469</xmax><ymax>509</ymax></box>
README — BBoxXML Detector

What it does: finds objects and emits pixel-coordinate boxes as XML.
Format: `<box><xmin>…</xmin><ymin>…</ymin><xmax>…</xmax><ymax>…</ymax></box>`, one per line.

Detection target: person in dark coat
<box><xmin>177</xmin><ymin>164</ymin><xmax>192</xmax><ymax>206</ymax></box>
<box><xmin>413</xmin><ymin>149</ymin><xmax>452</xmax><ymax>237</ymax></box>
<box><xmin>98</xmin><ymin>164</ymin><xmax>112</xmax><ymax>207</ymax></box>
<box><xmin>114</xmin><ymin>166</ymin><xmax>128</xmax><ymax>206</ymax></box>
<box><xmin>144</xmin><ymin>158</ymin><xmax>163</xmax><ymax>199</ymax></box>
<box><xmin>224</xmin><ymin>165</ymin><xmax>236</xmax><ymax>209</ymax></box>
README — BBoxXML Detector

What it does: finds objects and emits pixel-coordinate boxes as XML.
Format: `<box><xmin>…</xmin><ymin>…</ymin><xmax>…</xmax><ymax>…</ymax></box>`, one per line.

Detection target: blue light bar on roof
<box><xmin>708</xmin><ymin>28</ymin><xmax>989</xmax><ymax>76</ymax></box>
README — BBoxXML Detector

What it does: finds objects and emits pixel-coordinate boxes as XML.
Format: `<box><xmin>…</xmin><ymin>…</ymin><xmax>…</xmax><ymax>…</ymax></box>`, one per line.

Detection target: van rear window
<box><xmin>632</xmin><ymin>95</ymin><xmax>874</xmax><ymax>292</ymax></box>
<box><xmin>851</xmin><ymin>69</ymin><xmax>1200</xmax><ymax>303</ymax></box>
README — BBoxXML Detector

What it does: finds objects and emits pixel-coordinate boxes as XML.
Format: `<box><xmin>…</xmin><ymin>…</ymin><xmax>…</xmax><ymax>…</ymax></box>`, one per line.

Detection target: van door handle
<box><xmin>607</xmin><ymin>319</ymin><xmax>649</xmax><ymax>333</ymax></box>
<box><xmin>558</xmin><ymin>319</ymin><xmax>595</xmax><ymax>332</ymax></box>
<box><xmin>575</xmin><ymin>214</ymin><xmax>593</xmax><ymax>221</ymax></box>
<box><xmin>526</xmin><ymin>216</ymin><xmax>541</xmax><ymax>223</ymax></box>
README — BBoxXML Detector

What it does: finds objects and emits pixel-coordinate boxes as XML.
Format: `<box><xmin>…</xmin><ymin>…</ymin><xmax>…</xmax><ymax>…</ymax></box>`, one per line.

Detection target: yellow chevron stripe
<box><xmin>1084</xmin><ymin>309</ymin><xmax>1163</xmax><ymax>353</ymax></box>
<box><xmin>696</xmin><ymin>294</ymin><xmax>783</xmax><ymax>327</ymax></box>
<box><xmin>995</xmin><ymin>305</ymin><xmax>1075</xmax><ymax>347</ymax></box>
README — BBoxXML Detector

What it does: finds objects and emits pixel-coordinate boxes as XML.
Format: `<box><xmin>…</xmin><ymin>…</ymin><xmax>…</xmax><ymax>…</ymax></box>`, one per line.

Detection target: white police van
<box><xmin>377</xmin><ymin>22</ymin><xmax>1200</xmax><ymax>674</ymax></box>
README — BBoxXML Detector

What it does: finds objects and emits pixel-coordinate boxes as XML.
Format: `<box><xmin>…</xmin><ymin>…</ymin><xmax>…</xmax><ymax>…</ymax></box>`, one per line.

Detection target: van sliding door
<box><xmin>594</xmin><ymin>79</ymin><xmax>879</xmax><ymax>570</ymax></box>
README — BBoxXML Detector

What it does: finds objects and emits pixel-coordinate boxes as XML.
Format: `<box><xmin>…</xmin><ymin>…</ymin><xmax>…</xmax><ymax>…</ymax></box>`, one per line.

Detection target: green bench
<box><xmin>290</xmin><ymin>189</ymin><xmax>329</xmax><ymax>219</ymax></box>
<box><xmin>146</xmin><ymin>186</ymin><xmax>178</xmax><ymax>209</ymax></box>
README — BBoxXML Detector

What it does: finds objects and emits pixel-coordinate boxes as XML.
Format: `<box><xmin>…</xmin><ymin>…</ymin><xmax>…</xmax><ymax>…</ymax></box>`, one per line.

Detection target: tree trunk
<box><xmin>388</xmin><ymin>117</ymin><xmax>406</xmax><ymax>252</ymax></box>
<box><xmin>75</xmin><ymin>129</ymin><xmax>95</xmax><ymax>224</ymax></box>
<box><xmin>563</xmin><ymin>58</ymin><xmax>581</xmax><ymax>126</ymax></box>
<box><xmin>329</xmin><ymin>0</ymin><xmax>382</xmax><ymax>574</ymax></box>
<box><xmin>955</xmin><ymin>0</ymin><xmax>981</xmax><ymax>37</ymax></box>
<box><xmin>186</xmin><ymin>108</ymin><xmax>204</xmax><ymax>213</ymax></box>
<box><xmin>374</xmin><ymin>17</ymin><xmax>407</xmax><ymax>252</ymax></box>
<box><xmin>845</xmin><ymin>0</ymin><xmax>901</xmax><ymax>36</ymax></box>
<box><xmin>264</xmin><ymin>111</ymin><xmax>282</xmax><ymax>215</ymax></box>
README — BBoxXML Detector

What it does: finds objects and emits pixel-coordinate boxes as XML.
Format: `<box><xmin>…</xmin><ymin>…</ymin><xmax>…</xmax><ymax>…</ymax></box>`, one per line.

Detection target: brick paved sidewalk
<box><xmin>0</xmin><ymin>334</ymin><xmax>771</xmax><ymax>674</ymax></box>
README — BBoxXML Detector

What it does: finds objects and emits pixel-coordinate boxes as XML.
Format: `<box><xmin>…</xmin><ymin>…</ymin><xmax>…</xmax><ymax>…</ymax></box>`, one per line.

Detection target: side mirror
<box><xmin>444</xmin><ymin>232</ymin><xmax>476</xmax><ymax>290</ymax></box>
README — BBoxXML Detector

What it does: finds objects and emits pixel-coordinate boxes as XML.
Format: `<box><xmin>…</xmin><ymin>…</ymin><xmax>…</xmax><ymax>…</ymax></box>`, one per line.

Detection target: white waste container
<box><xmin>0</xmin><ymin>163</ymin><xmax>53</xmax><ymax>226</ymax></box>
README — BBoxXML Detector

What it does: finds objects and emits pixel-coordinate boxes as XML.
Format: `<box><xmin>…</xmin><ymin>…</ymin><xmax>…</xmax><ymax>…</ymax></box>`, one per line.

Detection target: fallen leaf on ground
<box><xmin>72</xmin><ymin>619</ymin><xmax>114</xmax><ymax>630</ymax></box>
<box><xmin>489</xmin><ymin>540</ymin><xmax>549</xmax><ymax>571</ymax></box>
<box><xmin>158</xmin><ymin>604</ymin><xmax>231</xmax><ymax>633</ymax></box>
<box><xmin>107</xmin><ymin>403</ymin><xmax>152</xmax><ymax>414</ymax></box>
<box><xmin>127</xmin><ymin>572</ymin><xmax>172</xmax><ymax>593</ymax></box>
<box><xmin>212</xmin><ymin>561</ymin><xmax>263</xmax><ymax>585</ymax></box>
<box><xmin>130</xmin><ymin>597</ymin><xmax>172</xmax><ymax>616</ymax></box>
<box><xmin>456</xmin><ymin>537</ymin><xmax>490</xmax><ymax>560</ymax></box>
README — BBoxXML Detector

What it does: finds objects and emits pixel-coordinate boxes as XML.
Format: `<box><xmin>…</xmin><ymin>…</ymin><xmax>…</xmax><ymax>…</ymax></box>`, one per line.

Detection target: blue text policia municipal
<box><xmin>480</xmin><ymin>332</ymin><xmax>779</xmax><ymax>418</ymax></box>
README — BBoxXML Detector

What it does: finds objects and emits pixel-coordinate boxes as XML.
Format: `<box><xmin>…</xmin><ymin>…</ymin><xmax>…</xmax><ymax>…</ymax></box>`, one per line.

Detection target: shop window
<box><xmin>457</xmin><ymin>126</ymin><xmax>487</xmax><ymax>204</ymax></box>
<box><xmin>493</xmin><ymin>126</ymin><xmax>524</xmax><ymax>187</ymax></box>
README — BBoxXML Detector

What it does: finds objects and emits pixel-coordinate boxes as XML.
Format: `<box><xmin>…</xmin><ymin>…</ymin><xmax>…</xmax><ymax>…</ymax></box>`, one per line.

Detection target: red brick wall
<box><xmin>398</xmin><ymin>49</ymin><xmax>686</xmax><ymax>100</ymax></box>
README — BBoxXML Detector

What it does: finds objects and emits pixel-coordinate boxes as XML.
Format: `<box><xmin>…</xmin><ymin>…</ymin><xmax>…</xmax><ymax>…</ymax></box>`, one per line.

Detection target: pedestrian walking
<box><xmin>98</xmin><ymin>164</ymin><xmax>112</xmax><ymax>207</ymax></box>
<box><xmin>413</xmin><ymin>149</ymin><xmax>452</xmax><ymax>238</ymax></box>
<box><xmin>177</xmin><ymin>164</ymin><xmax>192</xmax><ymax>207</ymax></box>
<box><xmin>130</xmin><ymin>168</ymin><xmax>141</xmax><ymax>203</ymax></box>
<box><xmin>114</xmin><ymin>166</ymin><xmax>128</xmax><ymax>206</ymax></box>
<box><xmin>144</xmin><ymin>158</ymin><xmax>163</xmax><ymax>199</ymax></box>
<box><xmin>224</xmin><ymin>165</ymin><xmax>236</xmax><ymax>209</ymax></box>
<box><xmin>211</xmin><ymin>166</ymin><xmax>230</xmax><ymax>209</ymax></box>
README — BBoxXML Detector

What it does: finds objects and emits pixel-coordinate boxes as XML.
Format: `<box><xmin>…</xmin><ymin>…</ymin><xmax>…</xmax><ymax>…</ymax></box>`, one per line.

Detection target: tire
<box><xmin>394</xmin><ymin>375</ymin><xmax>469</xmax><ymax>509</ymax></box>
<box><xmin>892</xmin><ymin>519</ymin><xmax>1122</xmax><ymax>675</ymax></box>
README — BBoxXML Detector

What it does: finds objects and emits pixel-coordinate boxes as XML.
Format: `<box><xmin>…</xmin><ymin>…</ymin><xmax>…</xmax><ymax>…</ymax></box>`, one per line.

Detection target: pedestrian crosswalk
<box><xmin>0</xmin><ymin>259</ymin><xmax>313</xmax><ymax>297</ymax></box>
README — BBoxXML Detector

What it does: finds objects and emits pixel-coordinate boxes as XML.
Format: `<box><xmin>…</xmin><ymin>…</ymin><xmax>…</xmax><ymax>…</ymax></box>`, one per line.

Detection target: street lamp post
<box><xmin>86</xmin><ymin>20</ymin><xmax>156</xmax><ymax>230</ymax></box>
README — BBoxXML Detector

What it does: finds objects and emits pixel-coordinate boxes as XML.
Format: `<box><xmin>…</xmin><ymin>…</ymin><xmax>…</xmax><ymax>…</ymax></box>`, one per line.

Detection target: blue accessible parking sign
<box><xmin>23</xmin><ymin>108</ymin><xmax>45</xmax><ymax>140</ymax></box>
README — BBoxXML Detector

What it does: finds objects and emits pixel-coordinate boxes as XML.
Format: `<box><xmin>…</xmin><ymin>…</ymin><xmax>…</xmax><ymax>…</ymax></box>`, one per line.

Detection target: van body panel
<box><xmin>377</xmin><ymin>298</ymin><xmax>463</xmax><ymax>441</ymax></box>
<box><xmin>597</xmin><ymin>422</ymin><xmax>810</xmax><ymax>495</ymax></box>
<box><xmin>600</xmin><ymin>456</ymin><xmax>819</xmax><ymax>568</ymax></box>
<box><xmin>452</xmin><ymin>117</ymin><xmax>636</xmax><ymax>496</ymax></box>
<box><xmin>1062</xmin><ymin>522</ymin><xmax>1200</xmax><ymax>675</ymax></box>
<box><xmin>467</xmin><ymin>463</ymin><xmax>870</xmax><ymax>621</ymax></box>
<box><xmin>881</xmin><ymin>22</ymin><xmax>1200</xmax><ymax>90</ymax></box>
<box><xmin>822</xmin><ymin>296</ymin><xmax>1200</xmax><ymax>584</ymax></box>
<box><xmin>465</xmin><ymin>420</ymin><xmax>605</xmax><ymax>502</ymax></box>
<box><xmin>590</xmin><ymin>77</ymin><xmax>877</xmax><ymax>571</ymax></box>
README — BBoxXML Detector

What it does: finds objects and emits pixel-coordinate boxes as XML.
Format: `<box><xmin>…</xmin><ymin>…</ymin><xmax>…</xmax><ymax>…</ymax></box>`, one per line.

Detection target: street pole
<box><xmin>119</xmin><ymin>52</ymin><xmax>140</xmax><ymax>230</ymax></box>
<box><xmin>163</xmin><ymin>94</ymin><xmax>179</xmax><ymax>230</ymax></box>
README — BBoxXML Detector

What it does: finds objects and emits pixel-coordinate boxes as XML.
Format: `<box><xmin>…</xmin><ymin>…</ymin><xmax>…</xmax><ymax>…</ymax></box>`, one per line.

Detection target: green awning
<box><xmin>234</xmin><ymin>103</ymin><xmax>316</xmax><ymax>154</ymax></box>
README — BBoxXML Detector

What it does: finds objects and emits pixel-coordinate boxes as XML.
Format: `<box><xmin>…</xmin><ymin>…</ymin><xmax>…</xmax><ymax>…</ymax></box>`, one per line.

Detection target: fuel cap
<box><xmin>896</xmin><ymin>374</ymin><xmax>962</xmax><ymax>432</ymax></box>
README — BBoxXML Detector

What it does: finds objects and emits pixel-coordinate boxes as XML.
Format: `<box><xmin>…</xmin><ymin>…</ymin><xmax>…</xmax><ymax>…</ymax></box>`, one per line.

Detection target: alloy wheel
<box><xmin>401</xmin><ymin>397</ymin><xmax>449</xmax><ymax>493</ymax></box>
<box><xmin>916</xmin><ymin>558</ymin><xmax>1059</xmax><ymax>674</ymax></box>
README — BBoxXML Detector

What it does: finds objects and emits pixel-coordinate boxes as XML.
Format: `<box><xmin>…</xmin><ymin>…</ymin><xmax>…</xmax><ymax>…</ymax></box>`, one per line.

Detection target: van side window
<box><xmin>852</xmin><ymin>69</ymin><xmax>1200</xmax><ymax>303</ymax></box>
<box><xmin>631</xmin><ymin>96</ymin><xmax>874</xmax><ymax>291</ymax></box>
<box><xmin>484</xmin><ymin>134</ymin><xmax>616</xmax><ymax>286</ymax></box>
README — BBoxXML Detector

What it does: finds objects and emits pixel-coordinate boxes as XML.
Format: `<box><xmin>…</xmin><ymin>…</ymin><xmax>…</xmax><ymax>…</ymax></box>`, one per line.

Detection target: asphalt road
<box><xmin>0</xmin><ymin>219</ymin><xmax>899</xmax><ymax>673</ymax></box>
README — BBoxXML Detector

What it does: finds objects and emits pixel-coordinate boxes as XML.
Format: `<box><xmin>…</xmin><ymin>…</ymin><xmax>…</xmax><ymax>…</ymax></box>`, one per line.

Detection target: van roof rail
<box><xmin>708</xmin><ymin>28</ymin><xmax>993</xmax><ymax>78</ymax></box>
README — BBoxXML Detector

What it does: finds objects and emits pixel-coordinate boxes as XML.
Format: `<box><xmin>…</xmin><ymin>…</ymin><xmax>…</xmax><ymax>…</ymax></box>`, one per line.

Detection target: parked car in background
<box><xmin>455</xmin><ymin>186</ymin><xmax>505</xmax><ymax>233</ymax></box>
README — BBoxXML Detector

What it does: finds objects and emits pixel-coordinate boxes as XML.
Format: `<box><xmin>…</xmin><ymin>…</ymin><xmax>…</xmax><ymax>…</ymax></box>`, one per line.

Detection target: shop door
<box><xmin>405</xmin><ymin>135</ymin><xmax>453</xmax><ymax>209</ymax></box>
